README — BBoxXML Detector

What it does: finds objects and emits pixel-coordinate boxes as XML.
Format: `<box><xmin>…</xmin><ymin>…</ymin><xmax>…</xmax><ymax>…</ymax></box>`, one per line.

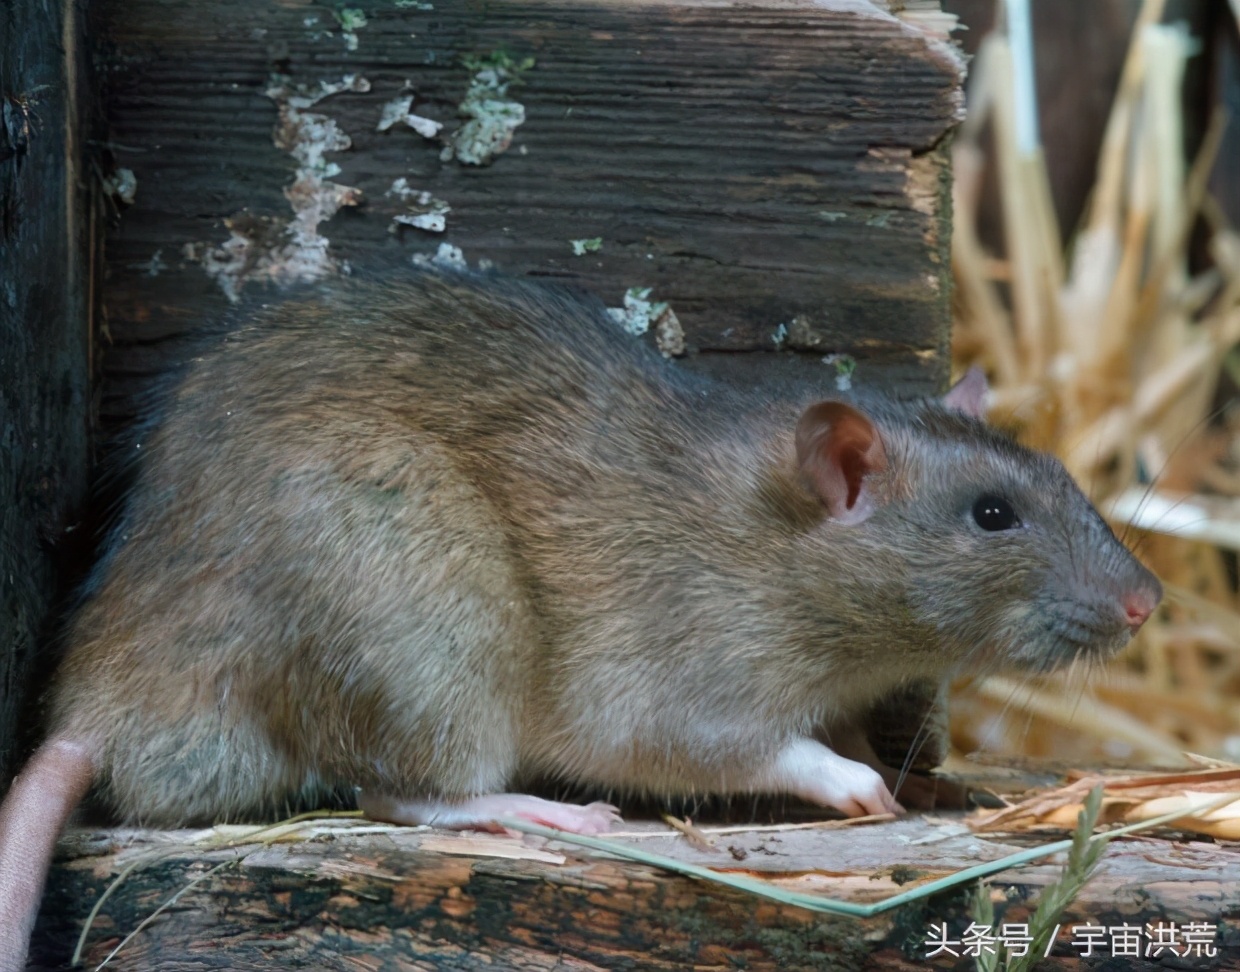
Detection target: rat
<box><xmin>0</xmin><ymin>271</ymin><xmax>1161</xmax><ymax>968</ymax></box>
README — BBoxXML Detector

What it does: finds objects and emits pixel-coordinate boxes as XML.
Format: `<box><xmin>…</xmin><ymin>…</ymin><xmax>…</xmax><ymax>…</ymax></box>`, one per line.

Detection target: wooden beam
<box><xmin>0</xmin><ymin>0</ymin><xmax>96</xmax><ymax>782</ymax></box>
<box><xmin>31</xmin><ymin>817</ymin><xmax>1240</xmax><ymax>969</ymax></box>
<box><xmin>98</xmin><ymin>0</ymin><xmax>963</xmax><ymax>428</ymax></box>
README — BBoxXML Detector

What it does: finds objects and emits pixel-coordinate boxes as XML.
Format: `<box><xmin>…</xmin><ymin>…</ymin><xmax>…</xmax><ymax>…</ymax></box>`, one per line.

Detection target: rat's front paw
<box><xmin>764</xmin><ymin>737</ymin><xmax>904</xmax><ymax>817</ymax></box>
<box><xmin>812</xmin><ymin>762</ymin><xmax>903</xmax><ymax>817</ymax></box>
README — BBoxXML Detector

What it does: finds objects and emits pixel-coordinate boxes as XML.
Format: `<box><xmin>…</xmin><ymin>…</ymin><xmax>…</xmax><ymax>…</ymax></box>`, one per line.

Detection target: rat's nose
<box><xmin>1123</xmin><ymin>590</ymin><xmax>1157</xmax><ymax>631</ymax></box>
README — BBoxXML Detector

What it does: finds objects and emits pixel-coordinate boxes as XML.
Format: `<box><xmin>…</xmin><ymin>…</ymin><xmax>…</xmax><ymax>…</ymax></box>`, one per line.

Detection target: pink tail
<box><xmin>0</xmin><ymin>739</ymin><xmax>96</xmax><ymax>972</ymax></box>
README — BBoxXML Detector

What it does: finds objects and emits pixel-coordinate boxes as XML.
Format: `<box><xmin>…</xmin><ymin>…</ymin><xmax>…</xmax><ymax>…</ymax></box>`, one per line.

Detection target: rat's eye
<box><xmin>972</xmin><ymin>494</ymin><xmax>1020</xmax><ymax>531</ymax></box>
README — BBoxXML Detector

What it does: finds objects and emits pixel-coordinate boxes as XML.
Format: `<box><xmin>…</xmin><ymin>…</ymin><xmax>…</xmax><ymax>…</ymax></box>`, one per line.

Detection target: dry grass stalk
<box><xmin>950</xmin><ymin>0</ymin><xmax>1240</xmax><ymax>767</ymax></box>
<box><xmin>972</xmin><ymin>767</ymin><xmax>1240</xmax><ymax>841</ymax></box>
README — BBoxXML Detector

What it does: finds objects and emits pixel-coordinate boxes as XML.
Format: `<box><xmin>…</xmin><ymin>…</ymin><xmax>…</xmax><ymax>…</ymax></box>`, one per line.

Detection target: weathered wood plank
<box><xmin>27</xmin><ymin>818</ymin><xmax>1240</xmax><ymax>970</ymax></box>
<box><xmin>98</xmin><ymin>0</ymin><xmax>962</xmax><ymax>428</ymax></box>
<box><xmin>0</xmin><ymin>0</ymin><xmax>96</xmax><ymax>781</ymax></box>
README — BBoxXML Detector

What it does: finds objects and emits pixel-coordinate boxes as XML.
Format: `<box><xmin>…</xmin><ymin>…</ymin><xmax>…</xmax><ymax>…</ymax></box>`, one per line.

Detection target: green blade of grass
<box><xmin>499</xmin><ymin>791</ymin><xmax>1237</xmax><ymax>919</ymax></box>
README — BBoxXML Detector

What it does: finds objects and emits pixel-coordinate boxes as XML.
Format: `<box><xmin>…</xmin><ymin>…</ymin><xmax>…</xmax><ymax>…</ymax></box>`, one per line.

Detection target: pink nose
<box><xmin>1124</xmin><ymin>591</ymin><xmax>1157</xmax><ymax>631</ymax></box>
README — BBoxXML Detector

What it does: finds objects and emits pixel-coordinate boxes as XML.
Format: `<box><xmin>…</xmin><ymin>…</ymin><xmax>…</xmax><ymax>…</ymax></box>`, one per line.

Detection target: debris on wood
<box><xmin>972</xmin><ymin>766</ymin><xmax>1240</xmax><ymax>842</ymax></box>
<box><xmin>659</xmin><ymin>813</ymin><xmax>717</xmax><ymax>852</ymax></box>
<box><xmin>331</xmin><ymin>6</ymin><xmax>366</xmax><ymax>51</ymax></box>
<box><xmin>183</xmin><ymin>74</ymin><xmax>368</xmax><ymax>300</ymax></box>
<box><xmin>443</xmin><ymin>51</ymin><xmax>533</xmax><ymax>166</ymax></box>
<box><xmin>608</xmin><ymin>287</ymin><xmax>665</xmax><ymax>337</ymax></box>
<box><xmin>376</xmin><ymin>93</ymin><xmax>442</xmax><ymax>139</ymax></box>
<box><xmin>412</xmin><ymin>242</ymin><xmax>467</xmax><ymax>270</ymax></box>
<box><xmin>822</xmin><ymin>353</ymin><xmax>857</xmax><ymax>391</ymax></box>
<box><xmin>784</xmin><ymin>313</ymin><xmax>827</xmax><ymax>351</ymax></box>
<box><xmin>387</xmin><ymin>177</ymin><xmax>450</xmax><ymax>233</ymax></box>
<box><xmin>103</xmin><ymin>167</ymin><xmax>137</xmax><ymax>205</ymax></box>
<box><xmin>654</xmin><ymin>306</ymin><xmax>686</xmax><ymax>358</ymax></box>
<box><xmin>570</xmin><ymin>237</ymin><xmax>602</xmax><ymax>256</ymax></box>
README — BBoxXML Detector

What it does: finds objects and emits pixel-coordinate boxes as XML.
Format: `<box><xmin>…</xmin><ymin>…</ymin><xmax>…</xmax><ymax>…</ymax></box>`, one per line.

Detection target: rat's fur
<box><xmin>48</xmin><ymin>272</ymin><xmax>1158</xmax><ymax>819</ymax></box>
<box><xmin>1</xmin><ymin>272</ymin><xmax>1160</xmax><ymax>967</ymax></box>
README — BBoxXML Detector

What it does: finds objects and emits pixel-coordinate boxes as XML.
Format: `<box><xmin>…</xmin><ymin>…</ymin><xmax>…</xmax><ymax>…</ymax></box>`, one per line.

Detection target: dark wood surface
<box><xmin>27</xmin><ymin>814</ymin><xmax>1240</xmax><ymax>971</ymax></box>
<box><xmin>96</xmin><ymin>0</ymin><xmax>964</xmax><ymax>434</ymax></box>
<box><xmin>0</xmin><ymin>0</ymin><xmax>96</xmax><ymax>780</ymax></box>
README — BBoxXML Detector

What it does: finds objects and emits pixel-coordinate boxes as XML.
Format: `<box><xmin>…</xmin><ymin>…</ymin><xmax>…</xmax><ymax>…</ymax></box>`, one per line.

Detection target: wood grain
<box><xmin>98</xmin><ymin>0</ymin><xmax>963</xmax><ymax>429</ymax></box>
<box><xmin>0</xmin><ymin>0</ymin><xmax>96</xmax><ymax>781</ymax></box>
<box><xmin>28</xmin><ymin>818</ymin><xmax>1240</xmax><ymax>970</ymax></box>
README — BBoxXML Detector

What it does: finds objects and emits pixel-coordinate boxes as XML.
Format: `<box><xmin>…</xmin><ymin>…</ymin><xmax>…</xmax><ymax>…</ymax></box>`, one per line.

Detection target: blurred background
<box><xmin>939</xmin><ymin>0</ymin><xmax>1240</xmax><ymax>769</ymax></box>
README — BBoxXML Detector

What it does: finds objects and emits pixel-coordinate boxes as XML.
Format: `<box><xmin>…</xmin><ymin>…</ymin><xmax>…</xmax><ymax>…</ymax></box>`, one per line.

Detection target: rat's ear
<box><xmin>942</xmin><ymin>366</ymin><xmax>989</xmax><ymax>419</ymax></box>
<box><xmin>795</xmin><ymin>402</ymin><xmax>888</xmax><ymax>524</ymax></box>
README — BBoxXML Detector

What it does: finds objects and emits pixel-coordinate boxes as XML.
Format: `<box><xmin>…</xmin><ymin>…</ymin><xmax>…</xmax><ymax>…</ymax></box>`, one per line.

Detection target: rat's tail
<box><xmin>0</xmin><ymin>738</ymin><xmax>96</xmax><ymax>972</ymax></box>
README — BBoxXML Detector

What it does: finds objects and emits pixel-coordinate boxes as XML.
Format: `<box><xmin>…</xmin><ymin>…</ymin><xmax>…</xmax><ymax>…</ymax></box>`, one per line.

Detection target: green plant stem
<box><xmin>499</xmin><ymin>792</ymin><xmax>1237</xmax><ymax>919</ymax></box>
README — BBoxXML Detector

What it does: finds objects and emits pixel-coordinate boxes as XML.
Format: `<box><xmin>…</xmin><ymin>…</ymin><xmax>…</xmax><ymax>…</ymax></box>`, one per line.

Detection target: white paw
<box><xmin>811</xmin><ymin>762</ymin><xmax>902</xmax><ymax>817</ymax></box>
<box><xmin>766</xmin><ymin>738</ymin><xmax>905</xmax><ymax>817</ymax></box>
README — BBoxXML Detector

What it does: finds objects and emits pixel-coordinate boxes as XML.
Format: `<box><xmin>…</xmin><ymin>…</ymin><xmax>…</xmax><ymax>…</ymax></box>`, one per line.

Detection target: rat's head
<box><xmin>793</xmin><ymin>368</ymin><xmax>1162</xmax><ymax>674</ymax></box>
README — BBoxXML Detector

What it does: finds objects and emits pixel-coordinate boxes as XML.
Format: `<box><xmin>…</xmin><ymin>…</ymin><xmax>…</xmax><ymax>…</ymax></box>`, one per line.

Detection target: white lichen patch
<box><xmin>570</xmin><ymin>237</ymin><xmax>603</xmax><ymax>256</ymax></box>
<box><xmin>387</xmin><ymin>178</ymin><xmax>450</xmax><ymax>232</ymax></box>
<box><xmin>103</xmin><ymin>167</ymin><xmax>137</xmax><ymax>205</ymax></box>
<box><xmin>187</xmin><ymin>75</ymin><xmax>366</xmax><ymax>301</ymax></box>
<box><xmin>443</xmin><ymin>52</ymin><xmax>533</xmax><ymax>166</ymax></box>
<box><xmin>183</xmin><ymin>214</ymin><xmax>292</xmax><ymax>303</ymax></box>
<box><xmin>377</xmin><ymin>94</ymin><xmax>414</xmax><ymax>130</ymax></box>
<box><xmin>821</xmin><ymin>353</ymin><xmax>857</xmax><ymax>392</ymax></box>
<box><xmin>608</xmin><ymin>287</ymin><xmax>657</xmax><ymax>336</ymax></box>
<box><xmin>405</xmin><ymin>114</ymin><xmax>442</xmax><ymax>138</ymax></box>
<box><xmin>445</xmin><ymin>94</ymin><xmax>525</xmax><ymax>166</ymax></box>
<box><xmin>303</xmin><ymin>14</ymin><xmax>334</xmax><ymax>42</ymax></box>
<box><xmin>332</xmin><ymin>7</ymin><xmax>367</xmax><ymax>51</ymax></box>
<box><xmin>127</xmin><ymin>248</ymin><xmax>166</xmax><ymax>277</ymax></box>
<box><xmin>412</xmin><ymin>242</ymin><xmax>468</xmax><ymax>270</ymax></box>
<box><xmin>287</xmin><ymin>73</ymin><xmax>372</xmax><ymax>109</ymax></box>
<box><xmin>269</xmin><ymin>75</ymin><xmax>365</xmax><ymax>274</ymax></box>
<box><xmin>607</xmin><ymin>287</ymin><xmax>681</xmax><ymax>354</ymax></box>
<box><xmin>772</xmin><ymin>321</ymin><xmax>789</xmax><ymax>349</ymax></box>
<box><xmin>376</xmin><ymin>94</ymin><xmax>443</xmax><ymax>138</ymax></box>
<box><xmin>397</xmin><ymin>114</ymin><xmax>437</xmax><ymax>140</ymax></box>
<box><xmin>785</xmin><ymin>314</ymin><xmax>822</xmax><ymax>350</ymax></box>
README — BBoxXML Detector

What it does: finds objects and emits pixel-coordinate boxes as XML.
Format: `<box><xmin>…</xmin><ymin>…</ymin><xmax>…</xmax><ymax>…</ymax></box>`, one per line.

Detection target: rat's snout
<box><xmin>1109</xmin><ymin>556</ymin><xmax>1162</xmax><ymax>636</ymax></box>
<box><xmin>1123</xmin><ymin>587</ymin><xmax>1159</xmax><ymax>632</ymax></box>
<box><xmin>1035</xmin><ymin>548</ymin><xmax>1163</xmax><ymax>665</ymax></box>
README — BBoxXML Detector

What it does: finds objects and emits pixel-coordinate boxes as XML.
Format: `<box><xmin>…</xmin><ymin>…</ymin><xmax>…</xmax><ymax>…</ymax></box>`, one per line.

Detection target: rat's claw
<box><xmin>846</xmin><ymin>769</ymin><xmax>904</xmax><ymax>817</ymax></box>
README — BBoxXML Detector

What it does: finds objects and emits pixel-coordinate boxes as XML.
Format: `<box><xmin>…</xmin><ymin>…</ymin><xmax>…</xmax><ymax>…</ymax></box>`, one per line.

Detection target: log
<box><xmin>27</xmin><ymin>815</ymin><xmax>1240</xmax><ymax>970</ymax></box>
<box><xmin>97</xmin><ymin>0</ymin><xmax>964</xmax><ymax>430</ymax></box>
<box><xmin>0</xmin><ymin>0</ymin><xmax>96</xmax><ymax>780</ymax></box>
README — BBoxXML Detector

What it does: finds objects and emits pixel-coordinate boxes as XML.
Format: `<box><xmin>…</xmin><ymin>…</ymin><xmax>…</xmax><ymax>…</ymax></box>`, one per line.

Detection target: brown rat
<box><xmin>0</xmin><ymin>271</ymin><xmax>1160</xmax><ymax>967</ymax></box>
